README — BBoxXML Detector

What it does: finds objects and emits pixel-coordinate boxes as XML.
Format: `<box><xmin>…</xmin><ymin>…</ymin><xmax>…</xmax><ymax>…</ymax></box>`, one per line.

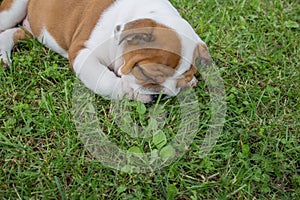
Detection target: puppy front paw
<box><xmin>119</xmin><ymin>75</ymin><xmax>152</xmax><ymax>103</ymax></box>
<box><xmin>0</xmin><ymin>50</ymin><xmax>11</xmax><ymax>68</ymax></box>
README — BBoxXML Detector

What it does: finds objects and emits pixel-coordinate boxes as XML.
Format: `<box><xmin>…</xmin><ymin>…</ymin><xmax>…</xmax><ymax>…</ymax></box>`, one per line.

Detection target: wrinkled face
<box><xmin>116</xmin><ymin>19</ymin><xmax>211</xmax><ymax>103</ymax></box>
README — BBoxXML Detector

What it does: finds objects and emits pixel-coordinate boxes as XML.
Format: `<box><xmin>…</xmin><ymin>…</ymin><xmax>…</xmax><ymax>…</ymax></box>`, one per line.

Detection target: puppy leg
<box><xmin>72</xmin><ymin>49</ymin><xmax>153</xmax><ymax>101</ymax></box>
<box><xmin>0</xmin><ymin>0</ymin><xmax>28</xmax><ymax>32</ymax></box>
<box><xmin>0</xmin><ymin>28</ymin><xmax>30</xmax><ymax>67</ymax></box>
<box><xmin>73</xmin><ymin>49</ymin><xmax>127</xmax><ymax>100</ymax></box>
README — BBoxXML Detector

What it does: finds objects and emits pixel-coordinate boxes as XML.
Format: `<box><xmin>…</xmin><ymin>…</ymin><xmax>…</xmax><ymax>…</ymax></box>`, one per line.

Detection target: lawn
<box><xmin>0</xmin><ymin>0</ymin><xmax>299</xmax><ymax>199</ymax></box>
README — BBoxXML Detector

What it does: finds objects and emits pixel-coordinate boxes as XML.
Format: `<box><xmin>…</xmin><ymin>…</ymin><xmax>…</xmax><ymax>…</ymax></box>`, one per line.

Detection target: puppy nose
<box><xmin>151</xmin><ymin>94</ymin><xmax>168</xmax><ymax>102</ymax></box>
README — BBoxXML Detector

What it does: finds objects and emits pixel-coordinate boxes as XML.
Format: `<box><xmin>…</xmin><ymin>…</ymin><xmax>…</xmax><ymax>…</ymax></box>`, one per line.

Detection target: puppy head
<box><xmin>115</xmin><ymin>19</ymin><xmax>211</xmax><ymax>102</ymax></box>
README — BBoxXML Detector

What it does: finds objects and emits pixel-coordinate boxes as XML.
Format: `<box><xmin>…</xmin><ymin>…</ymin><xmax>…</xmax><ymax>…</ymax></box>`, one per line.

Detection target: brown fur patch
<box><xmin>177</xmin><ymin>43</ymin><xmax>211</xmax><ymax>88</ymax></box>
<box><xmin>132</xmin><ymin>63</ymin><xmax>175</xmax><ymax>85</ymax></box>
<box><xmin>27</xmin><ymin>0</ymin><xmax>115</xmax><ymax>68</ymax></box>
<box><xmin>177</xmin><ymin>65</ymin><xmax>197</xmax><ymax>88</ymax></box>
<box><xmin>120</xmin><ymin>19</ymin><xmax>182</xmax><ymax>86</ymax></box>
<box><xmin>193</xmin><ymin>43</ymin><xmax>211</xmax><ymax>66</ymax></box>
<box><xmin>0</xmin><ymin>0</ymin><xmax>14</xmax><ymax>12</ymax></box>
<box><xmin>13</xmin><ymin>28</ymin><xmax>30</xmax><ymax>44</ymax></box>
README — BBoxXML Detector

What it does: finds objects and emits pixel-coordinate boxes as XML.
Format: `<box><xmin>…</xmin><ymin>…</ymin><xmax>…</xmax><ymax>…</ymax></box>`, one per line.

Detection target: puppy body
<box><xmin>0</xmin><ymin>0</ymin><xmax>210</xmax><ymax>102</ymax></box>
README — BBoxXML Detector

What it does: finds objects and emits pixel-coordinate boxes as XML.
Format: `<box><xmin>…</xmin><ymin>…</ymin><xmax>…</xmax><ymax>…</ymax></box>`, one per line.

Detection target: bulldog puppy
<box><xmin>0</xmin><ymin>0</ymin><xmax>211</xmax><ymax>103</ymax></box>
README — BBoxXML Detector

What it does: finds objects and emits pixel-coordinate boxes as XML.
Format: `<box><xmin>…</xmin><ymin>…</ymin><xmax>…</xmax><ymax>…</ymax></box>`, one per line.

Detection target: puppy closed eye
<box><xmin>119</xmin><ymin>33</ymin><xmax>155</xmax><ymax>45</ymax></box>
<box><xmin>132</xmin><ymin>63</ymin><xmax>175</xmax><ymax>85</ymax></box>
<box><xmin>130</xmin><ymin>33</ymin><xmax>155</xmax><ymax>44</ymax></box>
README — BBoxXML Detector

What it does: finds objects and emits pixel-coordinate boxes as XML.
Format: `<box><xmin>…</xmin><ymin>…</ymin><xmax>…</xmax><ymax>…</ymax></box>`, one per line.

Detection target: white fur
<box><xmin>74</xmin><ymin>48</ymin><xmax>125</xmax><ymax>99</ymax></box>
<box><xmin>0</xmin><ymin>0</ymin><xmax>28</xmax><ymax>31</ymax></box>
<box><xmin>38</xmin><ymin>28</ymin><xmax>68</xmax><ymax>58</ymax></box>
<box><xmin>0</xmin><ymin>28</ymin><xmax>20</xmax><ymax>65</ymax></box>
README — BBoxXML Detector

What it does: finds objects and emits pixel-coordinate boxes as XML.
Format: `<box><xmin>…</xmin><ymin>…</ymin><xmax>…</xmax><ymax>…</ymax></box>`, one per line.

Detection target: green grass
<box><xmin>0</xmin><ymin>0</ymin><xmax>299</xmax><ymax>199</ymax></box>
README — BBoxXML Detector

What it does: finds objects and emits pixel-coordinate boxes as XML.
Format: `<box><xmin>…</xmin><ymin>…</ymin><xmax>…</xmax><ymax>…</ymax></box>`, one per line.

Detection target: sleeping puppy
<box><xmin>0</xmin><ymin>0</ymin><xmax>211</xmax><ymax>103</ymax></box>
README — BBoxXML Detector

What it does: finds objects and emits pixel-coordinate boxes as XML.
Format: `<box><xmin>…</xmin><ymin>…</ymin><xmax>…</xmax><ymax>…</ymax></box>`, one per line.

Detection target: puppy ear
<box><xmin>114</xmin><ymin>25</ymin><xmax>122</xmax><ymax>40</ymax></box>
<box><xmin>193</xmin><ymin>42</ymin><xmax>212</xmax><ymax>66</ymax></box>
<box><xmin>177</xmin><ymin>43</ymin><xmax>211</xmax><ymax>88</ymax></box>
<box><xmin>177</xmin><ymin>65</ymin><xmax>197</xmax><ymax>88</ymax></box>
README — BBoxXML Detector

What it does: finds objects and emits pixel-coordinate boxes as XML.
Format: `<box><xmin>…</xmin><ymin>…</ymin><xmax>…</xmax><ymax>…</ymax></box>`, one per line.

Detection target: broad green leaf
<box><xmin>128</xmin><ymin>146</ymin><xmax>143</xmax><ymax>154</ymax></box>
<box><xmin>136</xmin><ymin>102</ymin><xmax>147</xmax><ymax>115</ymax></box>
<box><xmin>242</xmin><ymin>144</ymin><xmax>250</xmax><ymax>155</ymax></box>
<box><xmin>285</xmin><ymin>20</ymin><xmax>299</xmax><ymax>29</ymax></box>
<box><xmin>153</xmin><ymin>130</ymin><xmax>167</xmax><ymax>149</ymax></box>
<box><xmin>147</xmin><ymin>118</ymin><xmax>158</xmax><ymax>130</ymax></box>
<box><xmin>160</xmin><ymin>145</ymin><xmax>175</xmax><ymax>160</ymax></box>
<box><xmin>117</xmin><ymin>185</ymin><xmax>127</xmax><ymax>194</ymax></box>
<box><xmin>167</xmin><ymin>184</ymin><xmax>178</xmax><ymax>200</ymax></box>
